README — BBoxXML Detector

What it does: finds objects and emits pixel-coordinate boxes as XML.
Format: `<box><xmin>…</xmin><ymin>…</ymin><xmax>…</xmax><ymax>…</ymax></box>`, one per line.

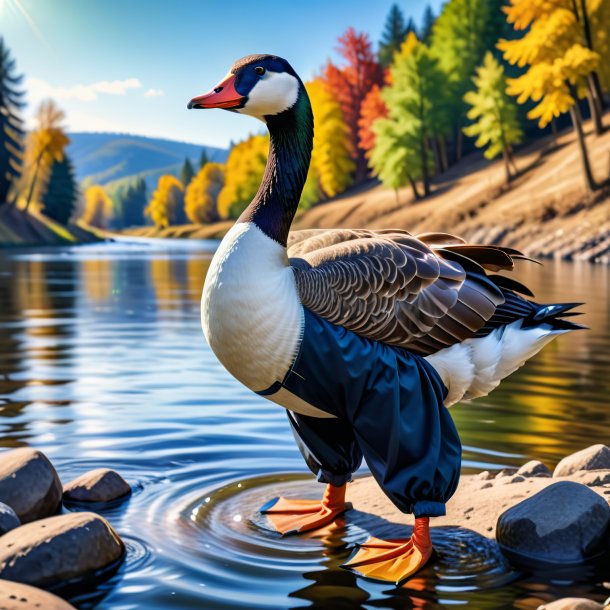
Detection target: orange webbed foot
<box><xmin>260</xmin><ymin>483</ymin><xmax>349</xmax><ymax>535</ymax></box>
<box><xmin>342</xmin><ymin>517</ymin><xmax>433</xmax><ymax>585</ymax></box>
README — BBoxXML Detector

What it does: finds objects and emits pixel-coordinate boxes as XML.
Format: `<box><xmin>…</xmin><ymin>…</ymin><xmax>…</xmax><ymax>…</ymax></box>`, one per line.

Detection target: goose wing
<box><xmin>288</xmin><ymin>228</ymin><xmax>529</xmax><ymax>355</ymax></box>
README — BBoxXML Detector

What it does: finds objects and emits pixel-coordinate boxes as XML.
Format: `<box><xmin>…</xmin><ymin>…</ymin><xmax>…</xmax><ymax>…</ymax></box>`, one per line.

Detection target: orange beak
<box><xmin>187</xmin><ymin>73</ymin><xmax>245</xmax><ymax>110</ymax></box>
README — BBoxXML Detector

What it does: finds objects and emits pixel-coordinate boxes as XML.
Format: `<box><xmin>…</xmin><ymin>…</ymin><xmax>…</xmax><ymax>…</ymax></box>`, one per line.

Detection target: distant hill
<box><xmin>67</xmin><ymin>132</ymin><xmax>228</xmax><ymax>195</ymax></box>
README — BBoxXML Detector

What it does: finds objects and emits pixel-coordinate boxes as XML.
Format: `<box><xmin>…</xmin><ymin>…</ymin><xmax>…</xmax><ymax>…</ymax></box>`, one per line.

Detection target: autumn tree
<box><xmin>120</xmin><ymin>177</ymin><xmax>148</xmax><ymax>227</ymax></box>
<box><xmin>322</xmin><ymin>28</ymin><xmax>383</xmax><ymax>180</ymax></box>
<box><xmin>499</xmin><ymin>0</ymin><xmax>602</xmax><ymax>191</ymax></box>
<box><xmin>40</xmin><ymin>155</ymin><xmax>78</xmax><ymax>224</ymax></box>
<box><xmin>81</xmin><ymin>185</ymin><xmax>113</xmax><ymax>229</ymax></box>
<box><xmin>185</xmin><ymin>162</ymin><xmax>225</xmax><ymax>223</ymax></box>
<box><xmin>23</xmin><ymin>100</ymin><xmax>70</xmax><ymax>211</ymax></box>
<box><xmin>217</xmin><ymin>135</ymin><xmax>268</xmax><ymax>219</ymax></box>
<box><xmin>358</xmin><ymin>85</ymin><xmax>388</xmax><ymax>160</ymax></box>
<box><xmin>430</xmin><ymin>0</ymin><xmax>509</xmax><ymax>160</ymax></box>
<box><xmin>181</xmin><ymin>158</ymin><xmax>195</xmax><ymax>187</ymax></box>
<box><xmin>0</xmin><ymin>38</ymin><xmax>25</xmax><ymax>206</ymax></box>
<box><xmin>378</xmin><ymin>5</ymin><xmax>416</xmax><ymax>67</ymax></box>
<box><xmin>145</xmin><ymin>175</ymin><xmax>186</xmax><ymax>228</ymax></box>
<box><xmin>376</xmin><ymin>33</ymin><xmax>450</xmax><ymax>197</ymax></box>
<box><xmin>301</xmin><ymin>79</ymin><xmax>354</xmax><ymax>208</ymax></box>
<box><xmin>463</xmin><ymin>53</ymin><xmax>523</xmax><ymax>184</ymax></box>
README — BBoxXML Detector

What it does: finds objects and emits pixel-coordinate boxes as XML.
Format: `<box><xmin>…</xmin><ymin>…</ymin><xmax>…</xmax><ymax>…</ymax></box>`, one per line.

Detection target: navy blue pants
<box><xmin>260</xmin><ymin>308</ymin><xmax>462</xmax><ymax>518</ymax></box>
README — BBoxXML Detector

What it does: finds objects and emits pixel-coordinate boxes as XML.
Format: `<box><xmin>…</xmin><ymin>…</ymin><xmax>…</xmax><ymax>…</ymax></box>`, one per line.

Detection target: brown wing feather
<box><xmin>288</xmin><ymin>228</ymin><xmax>531</xmax><ymax>355</ymax></box>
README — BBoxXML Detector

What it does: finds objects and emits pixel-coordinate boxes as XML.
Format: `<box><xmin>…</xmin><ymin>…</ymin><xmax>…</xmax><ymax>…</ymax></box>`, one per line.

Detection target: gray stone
<box><xmin>0</xmin><ymin>579</ymin><xmax>77</xmax><ymax>609</ymax></box>
<box><xmin>63</xmin><ymin>468</ymin><xmax>131</xmax><ymax>503</ymax></box>
<box><xmin>496</xmin><ymin>481</ymin><xmax>610</xmax><ymax>564</ymax></box>
<box><xmin>0</xmin><ymin>448</ymin><xmax>62</xmax><ymax>523</ymax></box>
<box><xmin>538</xmin><ymin>599</ymin><xmax>605</xmax><ymax>610</ymax></box>
<box><xmin>0</xmin><ymin>502</ymin><xmax>19</xmax><ymax>535</ymax></box>
<box><xmin>517</xmin><ymin>460</ymin><xmax>552</xmax><ymax>478</ymax></box>
<box><xmin>554</xmin><ymin>445</ymin><xmax>610</xmax><ymax>478</ymax></box>
<box><xmin>569</xmin><ymin>470</ymin><xmax>610</xmax><ymax>487</ymax></box>
<box><xmin>0</xmin><ymin>512</ymin><xmax>125</xmax><ymax>587</ymax></box>
<box><xmin>495</xmin><ymin>468</ymin><xmax>518</xmax><ymax>479</ymax></box>
<box><xmin>497</xmin><ymin>475</ymin><xmax>526</xmax><ymax>485</ymax></box>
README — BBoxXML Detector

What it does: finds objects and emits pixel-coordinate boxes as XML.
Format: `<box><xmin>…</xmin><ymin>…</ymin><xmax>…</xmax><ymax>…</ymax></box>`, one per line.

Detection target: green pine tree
<box><xmin>463</xmin><ymin>52</ymin><xmax>523</xmax><ymax>184</ymax></box>
<box><xmin>40</xmin><ymin>155</ymin><xmax>78</xmax><ymax>224</ymax></box>
<box><xmin>181</xmin><ymin>157</ymin><xmax>195</xmax><ymax>187</ymax></box>
<box><xmin>199</xmin><ymin>148</ymin><xmax>209</xmax><ymax>169</ymax></box>
<box><xmin>378</xmin><ymin>4</ymin><xmax>409</xmax><ymax>67</ymax></box>
<box><xmin>0</xmin><ymin>37</ymin><xmax>25</xmax><ymax>205</ymax></box>
<box><xmin>419</xmin><ymin>5</ymin><xmax>436</xmax><ymax>42</ymax></box>
<box><xmin>121</xmin><ymin>177</ymin><xmax>148</xmax><ymax>227</ymax></box>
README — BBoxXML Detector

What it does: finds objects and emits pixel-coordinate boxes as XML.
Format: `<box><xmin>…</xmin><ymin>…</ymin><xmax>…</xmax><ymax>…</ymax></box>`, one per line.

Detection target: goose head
<box><xmin>188</xmin><ymin>54</ymin><xmax>302</xmax><ymax>122</ymax></box>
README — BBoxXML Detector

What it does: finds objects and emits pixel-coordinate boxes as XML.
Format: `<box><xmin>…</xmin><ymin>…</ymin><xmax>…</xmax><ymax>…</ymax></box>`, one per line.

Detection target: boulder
<box><xmin>554</xmin><ymin>445</ymin><xmax>610</xmax><ymax>478</ymax></box>
<box><xmin>538</xmin><ymin>599</ymin><xmax>607</xmax><ymax>610</ymax></box>
<box><xmin>0</xmin><ymin>502</ymin><xmax>20</xmax><ymax>535</ymax></box>
<box><xmin>496</xmin><ymin>481</ymin><xmax>610</xmax><ymax>564</ymax></box>
<box><xmin>0</xmin><ymin>512</ymin><xmax>125</xmax><ymax>587</ymax></box>
<box><xmin>0</xmin><ymin>448</ymin><xmax>62</xmax><ymax>522</ymax></box>
<box><xmin>63</xmin><ymin>468</ymin><xmax>131</xmax><ymax>503</ymax></box>
<box><xmin>517</xmin><ymin>460</ymin><xmax>552</xmax><ymax>478</ymax></box>
<box><xmin>0</xmin><ymin>579</ymin><xmax>76</xmax><ymax>610</ymax></box>
<box><xmin>495</xmin><ymin>468</ymin><xmax>518</xmax><ymax>479</ymax></box>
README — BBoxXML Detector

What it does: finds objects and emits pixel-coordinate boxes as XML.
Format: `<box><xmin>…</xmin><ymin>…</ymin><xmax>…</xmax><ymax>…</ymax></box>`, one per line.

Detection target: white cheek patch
<box><xmin>239</xmin><ymin>71</ymin><xmax>299</xmax><ymax>119</ymax></box>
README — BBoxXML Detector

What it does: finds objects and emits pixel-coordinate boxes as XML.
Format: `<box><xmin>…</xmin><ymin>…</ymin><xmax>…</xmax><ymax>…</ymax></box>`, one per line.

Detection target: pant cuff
<box><xmin>413</xmin><ymin>500</ymin><xmax>446</xmax><ymax>518</ymax></box>
<box><xmin>317</xmin><ymin>469</ymin><xmax>352</xmax><ymax>487</ymax></box>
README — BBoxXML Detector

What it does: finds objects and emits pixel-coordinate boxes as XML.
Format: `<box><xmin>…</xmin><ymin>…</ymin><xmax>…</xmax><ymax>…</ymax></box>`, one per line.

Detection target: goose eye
<box><xmin>254</xmin><ymin>66</ymin><xmax>265</xmax><ymax>76</ymax></box>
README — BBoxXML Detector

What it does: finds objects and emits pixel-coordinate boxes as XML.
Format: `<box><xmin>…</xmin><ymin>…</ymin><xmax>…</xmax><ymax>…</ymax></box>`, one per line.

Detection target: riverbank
<box><xmin>121</xmin><ymin>118</ymin><xmax>610</xmax><ymax>263</ymax></box>
<box><xmin>0</xmin><ymin>206</ymin><xmax>103</xmax><ymax>247</ymax></box>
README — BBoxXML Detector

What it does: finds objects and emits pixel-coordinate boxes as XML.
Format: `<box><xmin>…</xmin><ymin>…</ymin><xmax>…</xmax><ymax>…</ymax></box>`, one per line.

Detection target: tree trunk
<box><xmin>550</xmin><ymin>119</ymin><xmax>558</xmax><ymax>148</ymax></box>
<box><xmin>420</xmin><ymin>138</ymin><xmax>430</xmax><ymax>197</ymax></box>
<box><xmin>586</xmin><ymin>79</ymin><xmax>604</xmax><ymax>135</ymax></box>
<box><xmin>437</xmin><ymin>137</ymin><xmax>448</xmax><ymax>172</ymax></box>
<box><xmin>578</xmin><ymin>0</ymin><xmax>606</xmax><ymax>111</ymax></box>
<box><xmin>394</xmin><ymin>188</ymin><xmax>400</xmax><ymax>206</ymax></box>
<box><xmin>501</xmin><ymin>148</ymin><xmax>512</xmax><ymax>185</ymax></box>
<box><xmin>431</xmin><ymin>138</ymin><xmax>442</xmax><ymax>175</ymax></box>
<box><xmin>454</xmin><ymin>127</ymin><xmax>463</xmax><ymax>163</ymax></box>
<box><xmin>408</xmin><ymin>176</ymin><xmax>420</xmax><ymax>201</ymax></box>
<box><xmin>24</xmin><ymin>151</ymin><xmax>46</xmax><ymax>212</ymax></box>
<box><xmin>568</xmin><ymin>102</ymin><xmax>598</xmax><ymax>193</ymax></box>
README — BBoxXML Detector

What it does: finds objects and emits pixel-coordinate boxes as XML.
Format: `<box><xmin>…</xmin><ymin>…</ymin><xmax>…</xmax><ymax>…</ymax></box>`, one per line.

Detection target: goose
<box><xmin>188</xmin><ymin>54</ymin><xmax>583</xmax><ymax>585</ymax></box>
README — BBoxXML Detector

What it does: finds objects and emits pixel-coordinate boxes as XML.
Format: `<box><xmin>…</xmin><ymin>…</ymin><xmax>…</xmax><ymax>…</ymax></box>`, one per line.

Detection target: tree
<box><xmin>0</xmin><ymin>37</ymin><xmax>25</xmax><ymax>206</ymax></box>
<box><xmin>463</xmin><ymin>53</ymin><xmax>523</xmax><ymax>184</ymax></box>
<box><xmin>185</xmin><ymin>162</ymin><xmax>225</xmax><ymax>223</ymax></box>
<box><xmin>145</xmin><ymin>175</ymin><xmax>186</xmax><ymax>228</ymax></box>
<box><xmin>121</xmin><ymin>177</ymin><xmax>148</xmax><ymax>227</ymax></box>
<box><xmin>420</xmin><ymin>5</ymin><xmax>436</xmax><ymax>42</ymax></box>
<box><xmin>301</xmin><ymin>79</ymin><xmax>354</xmax><ymax>208</ymax></box>
<box><xmin>499</xmin><ymin>0</ymin><xmax>602</xmax><ymax>191</ymax></box>
<box><xmin>23</xmin><ymin>100</ymin><xmax>69</xmax><ymax>211</ymax></box>
<box><xmin>430</xmin><ymin>0</ymin><xmax>509</xmax><ymax>160</ymax></box>
<box><xmin>322</xmin><ymin>28</ymin><xmax>383</xmax><ymax>180</ymax></box>
<box><xmin>81</xmin><ymin>185</ymin><xmax>113</xmax><ymax>229</ymax></box>
<box><xmin>591</xmin><ymin>0</ymin><xmax>610</xmax><ymax>91</ymax></box>
<box><xmin>217</xmin><ymin>135</ymin><xmax>268</xmax><ymax>219</ymax></box>
<box><xmin>378</xmin><ymin>33</ymin><xmax>451</xmax><ymax>197</ymax></box>
<box><xmin>358</xmin><ymin>85</ymin><xmax>388</xmax><ymax>160</ymax></box>
<box><xmin>378</xmin><ymin>5</ymin><xmax>416</xmax><ymax>67</ymax></box>
<box><xmin>199</xmin><ymin>148</ymin><xmax>209</xmax><ymax>169</ymax></box>
<box><xmin>40</xmin><ymin>155</ymin><xmax>78</xmax><ymax>224</ymax></box>
<box><xmin>181</xmin><ymin>158</ymin><xmax>195</xmax><ymax>187</ymax></box>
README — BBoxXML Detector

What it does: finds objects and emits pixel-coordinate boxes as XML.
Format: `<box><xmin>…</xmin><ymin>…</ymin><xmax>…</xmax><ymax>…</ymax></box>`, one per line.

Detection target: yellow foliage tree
<box><xmin>81</xmin><ymin>185</ymin><xmax>113</xmax><ymax>229</ymax></box>
<box><xmin>301</xmin><ymin>79</ymin><xmax>354</xmax><ymax>208</ymax></box>
<box><xmin>145</xmin><ymin>175</ymin><xmax>185</xmax><ymax>229</ymax></box>
<box><xmin>184</xmin><ymin>162</ymin><xmax>225</xmax><ymax>224</ymax></box>
<box><xmin>217</xmin><ymin>135</ymin><xmax>268</xmax><ymax>219</ymax></box>
<box><xmin>499</xmin><ymin>0</ymin><xmax>602</xmax><ymax>191</ymax></box>
<box><xmin>23</xmin><ymin>99</ymin><xmax>70</xmax><ymax>211</ymax></box>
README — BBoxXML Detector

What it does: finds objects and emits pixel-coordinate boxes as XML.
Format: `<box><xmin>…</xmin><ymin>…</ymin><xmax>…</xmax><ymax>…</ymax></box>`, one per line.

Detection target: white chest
<box><xmin>201</xmin><ymin>222</ymin><xmax>303</xmax><ymax>392</ymax></box>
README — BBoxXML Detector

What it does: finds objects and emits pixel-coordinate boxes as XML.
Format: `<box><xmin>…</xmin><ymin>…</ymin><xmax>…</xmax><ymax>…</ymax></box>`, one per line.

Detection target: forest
<box><xmin>0</xmin><ymin>0</ymin><xmax>609</xmax><ymax>233</ymax></box>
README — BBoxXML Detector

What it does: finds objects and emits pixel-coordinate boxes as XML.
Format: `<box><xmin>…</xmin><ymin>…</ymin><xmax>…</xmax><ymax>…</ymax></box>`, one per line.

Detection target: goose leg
<box><xmin>342</xmin><ymin>517</ymin><xmax>433</xmax><ymax>585</ymax></box>
<box><xmin>260</xmin><ymin>483</ymin><xmax>349</xmax><ymax>535</ymax></box>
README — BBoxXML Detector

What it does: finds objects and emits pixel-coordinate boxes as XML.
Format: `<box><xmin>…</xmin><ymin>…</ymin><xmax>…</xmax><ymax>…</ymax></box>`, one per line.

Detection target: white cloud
<box><xmin>144</xmin><ymin>88</ymin><xmax>164</xmax><ymax>98</ymax></box>
<box><xmin>26</xmin><ymin>76</ymin><xmax>142</xmax><ymax>103</ymax></box>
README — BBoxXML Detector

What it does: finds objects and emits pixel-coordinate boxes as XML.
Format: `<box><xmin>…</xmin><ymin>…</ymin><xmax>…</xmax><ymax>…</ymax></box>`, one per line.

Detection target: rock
<box><xmin>495</xmin><ymin>468</ymin><xmax>518</xmax><ymax>479</ymax></box>
<box><xmin>474</xmin><ymin>470</ymin><xmax>494</xmax><ymax>480</ymax></box>
<box><xmin>518</xmin><ymin>460</ymin><xmax>552</xmax><ymax>478</ymax></box>
<box><xmin>497</xmin><ymin>481</ymin><xmax>610</xmax><ymax>564</ymax></box>
<box><xmin>0</xmin><ymin>579</ymin><xmax>77</xmax><ymax>609</ymax></box>
<box><xmin>0</xmin><ymin>502</ymin><xmax>19</xmax><ymax>535</ymax></box>
<box><xmin>569</xmin><ymin>470</ymin><xmax>610</xmax><ymax>487</ymax></box>
<box><xmin>538</xmin><ymin>598</ymin><xmax>606</xmax><ymax>610</ymax></box>
<box><xmin>554</xmin><ymin>445</ymin><xmax>610</xmax><ymax>478</ymax></box>
<box><xmin>497</xmin><ymin>475</ymin><xmax>526</xmax><ymax>485</ymax></box>
<box><xmin>0</xmin><ymin>512</ymin><xmax>125</xmax><ymax>587</ymax></box>
<box><xmin>0</xmin><ymin>448</ymin><xmax>62</xmax><ymax>523</ymax></box>
<box><xmin>63</xmin><ymin>468</ymin><xmax>131</xmax><ymax>503</ymax></box>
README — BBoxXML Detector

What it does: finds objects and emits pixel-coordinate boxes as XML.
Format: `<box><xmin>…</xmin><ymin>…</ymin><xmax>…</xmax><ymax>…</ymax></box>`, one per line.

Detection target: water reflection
<box><xmin>0</xmin><ymin>243</ymin><xmax>609</xmax><ymax>609</ymax></box>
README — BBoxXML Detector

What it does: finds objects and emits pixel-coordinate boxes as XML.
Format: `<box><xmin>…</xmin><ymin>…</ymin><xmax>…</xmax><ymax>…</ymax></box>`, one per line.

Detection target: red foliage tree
<box><xmin>322</xmin><ymin>28</ymin><xmax>383</xmax><ymax>180</ymax></box>
<box><xmin>358</xmin><ymin>84</ymin><xmax>388</xmax><ymax>159</ymax></box>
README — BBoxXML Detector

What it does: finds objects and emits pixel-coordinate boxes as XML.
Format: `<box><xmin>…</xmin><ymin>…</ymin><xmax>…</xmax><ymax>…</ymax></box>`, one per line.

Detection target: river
<box><xmin>0</xmin><ymin>239</ymin><xmax>608</xmax><ymax>609</ymax></box>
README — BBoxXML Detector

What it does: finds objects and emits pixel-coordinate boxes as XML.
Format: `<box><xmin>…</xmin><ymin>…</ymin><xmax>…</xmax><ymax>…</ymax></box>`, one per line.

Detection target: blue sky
<box><xmin>1</xmin><ymin>0</ymin><xmax>442</xmax><ymax>149</ymax></box>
